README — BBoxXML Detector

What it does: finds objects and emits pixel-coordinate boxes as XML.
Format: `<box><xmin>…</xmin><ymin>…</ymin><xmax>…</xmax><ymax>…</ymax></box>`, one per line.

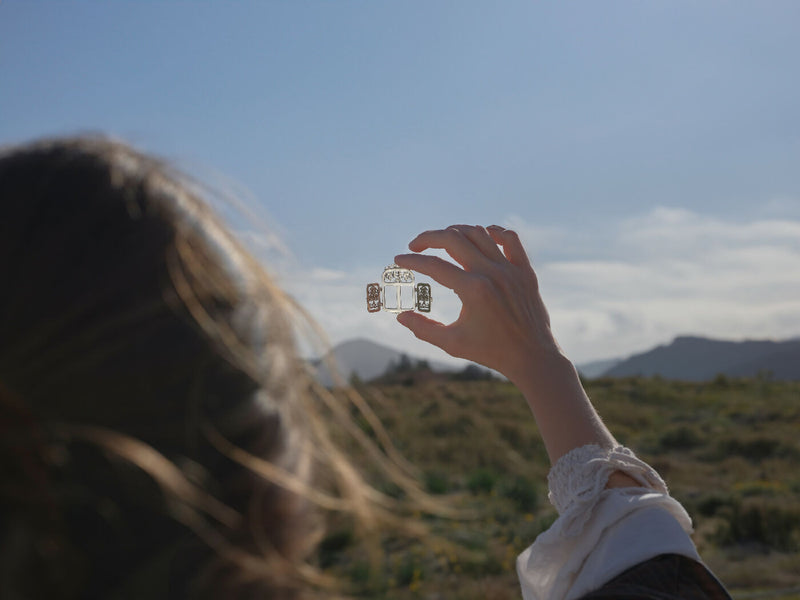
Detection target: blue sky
<box><xmin>2</xmin><ymin>2</ymin><xmax>799</xmax><ymax>365</ymax></box>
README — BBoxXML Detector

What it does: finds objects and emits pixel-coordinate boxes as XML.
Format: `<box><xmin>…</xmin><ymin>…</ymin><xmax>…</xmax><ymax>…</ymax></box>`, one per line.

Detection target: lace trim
<box><xmin>547</xmin><ymin>445</ymin><xmax>668</xmax><ymax>529</ymax></box>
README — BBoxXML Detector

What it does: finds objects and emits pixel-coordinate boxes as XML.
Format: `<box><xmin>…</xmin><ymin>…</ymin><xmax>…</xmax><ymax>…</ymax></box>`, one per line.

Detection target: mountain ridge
<box><xmin>317</xmin><ymin>335</ymin><xmax>800</xmax><ymax>383</ymax></box>
<box><xmin>603</xmin><ymin>336</ymin><xmax>800</xmax><ymax>381</ymax></box>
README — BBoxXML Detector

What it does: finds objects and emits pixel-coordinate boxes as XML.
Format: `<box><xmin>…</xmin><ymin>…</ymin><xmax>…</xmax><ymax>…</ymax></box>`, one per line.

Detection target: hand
<box><xmin>394</xmin><ymin>225</ymin><xmax>563</xmax><ymax>386</ymax></box>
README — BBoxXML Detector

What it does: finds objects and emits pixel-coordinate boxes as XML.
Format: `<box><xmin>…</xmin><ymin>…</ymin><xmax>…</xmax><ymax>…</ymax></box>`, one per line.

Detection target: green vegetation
<box><xmin>320</xmin><ymin>376</ymin><xmax>800</xmax><ymax>598</ymax></box>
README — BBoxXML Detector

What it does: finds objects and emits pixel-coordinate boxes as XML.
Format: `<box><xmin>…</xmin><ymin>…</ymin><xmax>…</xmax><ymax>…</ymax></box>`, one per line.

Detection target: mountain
<box><xmin>603</xmin><ymin>336</ymin><xmax>800</xmax><ymax>381</ymax></box>
<box><xmin>577</xmin><ymin>358</ymin><xmax>622</xmax><ymax>379</ymax></box>
<box><xmin>313</xmin><ymin>336</ymin><xmax>800</xmax><ymax>386</ymax></box>
<box><xmin>311</xmin><ymin>338</ymin><xmax>457</xmax><ymax>386</ymax></box>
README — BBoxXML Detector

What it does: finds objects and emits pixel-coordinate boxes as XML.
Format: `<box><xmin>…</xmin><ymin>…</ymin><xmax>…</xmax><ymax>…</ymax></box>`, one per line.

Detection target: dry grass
<box><xmin>318</xmin><ymin>375</ymin><xmax>800</xmax><ymax>598</ymax></box>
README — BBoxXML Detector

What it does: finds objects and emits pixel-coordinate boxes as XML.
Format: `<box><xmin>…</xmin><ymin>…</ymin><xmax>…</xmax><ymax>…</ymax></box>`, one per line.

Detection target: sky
<box><xmin>2</xmin><ymin>1</ymin><xmax>799</xmax><ymax>366</ymax></box>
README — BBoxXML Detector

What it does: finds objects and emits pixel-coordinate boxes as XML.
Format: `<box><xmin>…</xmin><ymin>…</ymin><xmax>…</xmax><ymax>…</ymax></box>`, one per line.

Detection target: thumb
<box><xmin>396</xmin><ymin>312</ymin><xmax>452</xmax><ymax>352</ymax></box>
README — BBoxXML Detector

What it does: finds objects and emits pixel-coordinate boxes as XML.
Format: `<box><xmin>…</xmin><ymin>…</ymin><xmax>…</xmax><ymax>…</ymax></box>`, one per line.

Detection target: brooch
<box><xmin>366</xmin><ymin>264</ymin><xmax>431</xmax><ymax>313</ymax></box>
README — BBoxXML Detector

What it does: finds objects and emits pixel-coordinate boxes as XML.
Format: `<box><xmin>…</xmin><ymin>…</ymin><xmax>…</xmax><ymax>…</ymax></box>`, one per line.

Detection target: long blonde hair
<box><xmin>0</xmin><ymin>136</ymin><xmax>431</xmax><ymax>599</ymax></box>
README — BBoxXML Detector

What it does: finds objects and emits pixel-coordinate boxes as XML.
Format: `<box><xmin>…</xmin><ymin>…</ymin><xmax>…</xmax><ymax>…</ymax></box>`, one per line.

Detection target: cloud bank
<box><xmin>244</xmin><ymin>206</ymin><xmax>800</xmax><ymax>366</ymax></box>
<box><xmin>512</xmin><ymin>207</ymin><xmax>800</xmax><ymax>362</ymax></box>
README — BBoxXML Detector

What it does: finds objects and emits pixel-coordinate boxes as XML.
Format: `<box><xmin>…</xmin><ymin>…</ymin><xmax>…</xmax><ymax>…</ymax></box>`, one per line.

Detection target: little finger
<box><xmin>487</xmin><ymin>226</ymin><xmax>532</xmax><ymax>269</ymax></box>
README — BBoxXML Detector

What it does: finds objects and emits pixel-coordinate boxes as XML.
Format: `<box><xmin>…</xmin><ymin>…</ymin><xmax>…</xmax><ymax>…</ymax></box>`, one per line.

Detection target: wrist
<box><xmin>507</xmin><ymin>343</ymin><xmax>575</xmax><ymax>396</ymax></box>
<box><xmin>512</xmin><ymin>351</ymin><xmax>617</xmax><ymax>463</ymax></box>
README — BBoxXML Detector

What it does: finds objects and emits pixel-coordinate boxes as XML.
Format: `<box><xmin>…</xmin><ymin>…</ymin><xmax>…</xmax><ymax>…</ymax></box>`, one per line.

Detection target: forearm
<box><xmin>510</xmin><ymin>351</ymin><xmax>616</xmax><ymax>464</ymax></box>
<box><xmin>511</xmin><ymin>351</ymin><xmax>641</xmax><ymax>490</ymax></box>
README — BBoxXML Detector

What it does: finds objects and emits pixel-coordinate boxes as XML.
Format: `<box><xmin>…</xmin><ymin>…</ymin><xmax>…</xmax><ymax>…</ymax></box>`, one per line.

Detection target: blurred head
<box><xmin>0</xmin><ymin>136</ymin><xmax>324</xmax><ymax>598</ymax></box>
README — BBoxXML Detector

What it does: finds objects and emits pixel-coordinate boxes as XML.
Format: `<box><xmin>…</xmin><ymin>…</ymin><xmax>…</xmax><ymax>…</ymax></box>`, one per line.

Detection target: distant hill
<box><xmin>311</xmin><ymin>338</ymin><xmax>457</xmax><ymax>386</ymax></box>
<box><xmin>313</xmin><ymin>336</ymin><xmax>800</xmax><ymax>385</ymax></box>
<box><xmin>603</xmin><ymin>336</ymin><xmax>800</xmax><ymax>381</ymax></box>
<box><xmin>577</xmin><ymin>358</ymin><xmax>622</xmax><ymax>379</ymax></box>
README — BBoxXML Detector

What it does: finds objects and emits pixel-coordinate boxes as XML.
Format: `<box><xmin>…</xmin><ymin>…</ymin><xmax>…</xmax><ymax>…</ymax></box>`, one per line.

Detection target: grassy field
<box><xmin>318</xmin><ymin>373</ymin><xmax>800</xmax><ymax>599</ymax></box>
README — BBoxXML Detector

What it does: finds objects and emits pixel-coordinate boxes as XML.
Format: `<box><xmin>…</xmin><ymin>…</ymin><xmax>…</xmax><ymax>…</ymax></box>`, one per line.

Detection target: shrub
<box><xmin>695</xmin><ymin>493</ymin><xmax>735</xmax><ymax>517</ymax></box>
<box><xmin>733</xmin><ymin>480</ymin><xmax>788</xmax><ymax>497</ymax></box>
<box><xmin>499</xmin><ymin>476</ymin><xmax>540</xmax><ymax>512</ymax></box>
<box><xmin>348</xmin><ymin>561</ymin><xmax>372</xmax><ymax>585</ymax></box>
<box><xmin>452</xmin><ymin>363</ymin><xmax>496</xmax><ymax>381</ymax></box>
<box><xmin>467</xmin><ymin>468</ymin><xmax>498</xmax><ymax>494</ymax></box>
<box><xmin>458</xmin><ymin>551</ymin><xmax>504</xmax><ymax>576</ymax></box>
<box><xmin>430</xmin><ymin>415</ymin><xmax>474</xmax><ymax>436</ymax></box>
<box><xmin>657</xmin><ymin>425</ymin><xmax>702</xmax><ymax>451</ymax></box>
<box><xmin>713</xmin><ymin>437</ymin><xmax>797</xmax><ymax>461</ymax></box>
<box><xmin>395</xmin><ymin>554</ymin><xmax>424</xmax><ymax>586</ymax></box>
<box><xmin>714</xmin><ymin>499</ymin><xmax>800</xmax><ymax>551</ymax></box>
<box><xmin>424</xmin><ymin>470</ymin><xmax>450</xmax><ymax>495</ymax></box>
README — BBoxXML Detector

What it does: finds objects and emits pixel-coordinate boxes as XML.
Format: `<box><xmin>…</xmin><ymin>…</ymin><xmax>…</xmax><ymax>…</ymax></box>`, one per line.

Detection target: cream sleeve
<box><xmin>517</xmin><ymin>445</ymin><xmax>700</xmax><ymax>600</ymax></box>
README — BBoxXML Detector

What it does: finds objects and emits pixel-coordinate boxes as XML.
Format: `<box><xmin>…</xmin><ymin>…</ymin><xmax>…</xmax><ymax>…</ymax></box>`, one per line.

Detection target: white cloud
<box><xmin>617</xmin><ymin>207</ymin><xmax>800</xmax><ymax>257</ymax></box>
<box><xmin>536</xmin><ymin>207</ymin><xmax>800</xmax><ymax>362</ymax></box>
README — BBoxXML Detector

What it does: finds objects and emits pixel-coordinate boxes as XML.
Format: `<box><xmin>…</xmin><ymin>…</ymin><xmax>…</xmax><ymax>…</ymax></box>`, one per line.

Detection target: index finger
<box><xmin>408</xmin><ymin>227</ymin><xmax>491</xmax><ymax>272</ymax></box>
<box><xmin>394</xmin><ymin>253</ymin><xmax>465</xmax><ymax>290</ymax></box>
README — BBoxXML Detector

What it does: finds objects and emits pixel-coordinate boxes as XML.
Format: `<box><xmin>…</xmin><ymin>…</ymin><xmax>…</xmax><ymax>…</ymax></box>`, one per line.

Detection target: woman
<box><xmin>394</xmin><ymin>225</ymin><xmax>733</xmax><ymax>599</ymax></box>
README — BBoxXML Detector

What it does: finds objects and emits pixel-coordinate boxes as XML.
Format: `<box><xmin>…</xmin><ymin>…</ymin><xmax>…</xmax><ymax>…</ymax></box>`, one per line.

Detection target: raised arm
<box><xmin>394</xmin><ymin>224</ymin><xmax>629</xmax><ymax>479</ymax></box>
<box><xmin>396</xmin><ymin>225</ymin><xmax>733</xmax><ymax>600</ymax></box>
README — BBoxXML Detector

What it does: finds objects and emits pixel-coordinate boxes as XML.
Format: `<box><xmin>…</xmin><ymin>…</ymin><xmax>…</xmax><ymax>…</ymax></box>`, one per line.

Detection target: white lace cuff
<box><xmin>547</xmin><ymin>445</ymin><xmax>668</xmax><ymax>535</ymax></box>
